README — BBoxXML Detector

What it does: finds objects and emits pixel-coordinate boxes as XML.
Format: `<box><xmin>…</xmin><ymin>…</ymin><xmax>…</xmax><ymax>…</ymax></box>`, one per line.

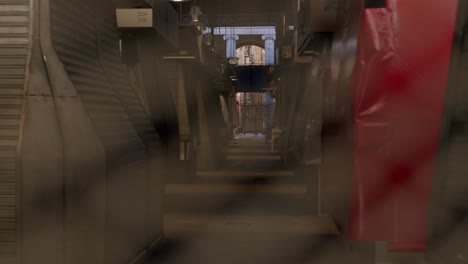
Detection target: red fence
<box><xmin>349</xmin><ymin>0</ymin><xmax>459</xmax><ymax>251</ymax></box>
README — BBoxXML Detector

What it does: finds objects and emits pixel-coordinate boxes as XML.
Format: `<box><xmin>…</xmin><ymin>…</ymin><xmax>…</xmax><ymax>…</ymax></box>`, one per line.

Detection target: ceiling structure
<box><xmin>211</xmin><ymin>14</ymin><xmax>282</xmax><ymax>27</ymax></box>
<box><xmin>115</xmin><ymin>0</ymin><xmax>287</xmax><ymax>27</ymax></box>
<box><xmin>197</xmin><ymin>0</ymin><xmax>285</xmax><ymax>15</ymax></box>
<box><xmin>115</xmin><ymin>0</ymin><xmax>285</xmax><ymax>14</ymax></box>
<box><xmin>114</xmin><ymin>0</ymin><xmax>151</xmax><ymax>8</ymax></box>
<box><xmin>196</xmin><ymin>0</ymin><xmax>287</xmax><ymax>27</ymax></box>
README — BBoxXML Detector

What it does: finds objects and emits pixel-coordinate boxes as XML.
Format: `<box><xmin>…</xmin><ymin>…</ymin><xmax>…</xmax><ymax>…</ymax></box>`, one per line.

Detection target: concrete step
<box><xmin>149</xmin><ymin>215</ymin><xmax>344</xmax><ymax>264</ymax></box>
<box><xmin>195</xmin><ymin>170</ymin><xmax>299</xmax><ymax>184</ymax></box>
<box><xmin>226</xmin><ymin>141</ymin><xmax>274</xmax><ymax>147</ymax></box>
<box><xmin>224</xmin><ymin>148</ymin><xmax>279</xmax><ymax>155</ymax></box>
<box><xmin>225</xmin><ymin>154</ymin><xmax>281</xmax><ymax>161</ymax></box>
<box><xmin>164</xmin><ymin>214</ymin><xmax>340</xmax><ymax>238</ymax></box>
<box><xmin>227</xmin><ymin>140</ymin><xmax>270</xmax><ymax>147</ymax></box>
<box><xmin>196</xmin><ymin>170</ymin><xmax>295</xmax><ymax>178</ymax></box>
<box><xmin>220</xmin><ymin>159</ymin><xmax>285</xmax><ymax>170</ymax></box>
<box><xmin>166</xmin><ymin>183</ymin><xmax>306</xmax><ymax>195</ymax></box>
<box><xmin>164</xmin><ymin>183</ymin><xmax>317</xmax><ymax>215</ymax></box>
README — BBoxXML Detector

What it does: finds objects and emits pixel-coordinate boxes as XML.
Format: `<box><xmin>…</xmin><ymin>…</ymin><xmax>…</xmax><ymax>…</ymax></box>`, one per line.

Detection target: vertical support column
<box><xmin>223</xmin><ymin>33</ymin><xmax>239</xmax><ymax>59</ymax></box>
<box><xmin>262</xmin><ymin>34</ymin><xmax>276</xmax><ymax>65</ymax></box>
<box><xmin>195</xmin><ymin>80</ymin><xmax>214</xmax><ymax>170</ymax></box>
<box><xmin>176</xmin><ymin>62</ymin><xmax>191</xmax><ymax>160</ymax></box>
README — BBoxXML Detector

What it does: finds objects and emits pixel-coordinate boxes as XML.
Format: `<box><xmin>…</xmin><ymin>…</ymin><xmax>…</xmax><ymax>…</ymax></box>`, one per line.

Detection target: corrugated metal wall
<box><xmin>95</xmin><ymin>2</ymin><xmax>161</xmax><ymax>150</ymax></box>
<box><xmin>13</xmin><ymin>0</ymin><xmax>166</xmax><ymax>263</ymax></box>
<box><xmin>0</xmin><ymin>0</ymin><xmax>29</xmax><ymax>262</ymax></box>
<box><xmin>51</xmin><ymin>0</ymin><xmax>147</xmax><ymax>163</ymax></box>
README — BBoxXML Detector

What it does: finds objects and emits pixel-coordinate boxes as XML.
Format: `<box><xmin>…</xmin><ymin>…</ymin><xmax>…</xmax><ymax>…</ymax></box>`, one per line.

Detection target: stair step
<box><xmin>195</xmin><ymin>170</ymin><xmax>300</xmax><ymax>184</ymax></box>
<box><xmin>230</xmin><ymin>137</ymin><xmax>265</xmax><ymax>141</ymax></box>
<box><xmin>153</xmin><ymin>215</ymin><xmax>343</xmax><ymax>264</ymax></box>
<box><xmin>226</xmin><ymin>140</ymin><xmax>270</xmax><ymax>147</ymax></box>
<box><xmin>221</xmin><ymin>160</ymin><xmax>285</xmax><ymax>170</ymax></box>
<box><xmin>164</xmin><ymin>214</ymin><xmax>340</xmax><ymax>237</ymax></box>
<box><xmin>164</xmin><ymin>184</ymin><xmax>317</xmax><ymax>215</ymax></box>
<box><xmin>225</xmin><ymin>154</ymin><xmax>281</xmax><ymax>161</ymax></box>
<box><xmin>196</xmin><ymin>170</ymin><xmax>295</xmax><ymax>178</ymax></box>
<box><xmin>228</xmin><ymin>140</ymin><xmax>269</xmax><ymax>146</ymax></box>
<box><xmin>224</xmin><ymin>148</ymin><xmax>279</xmax><ymax>155</ymax></box>
<box><xmin>165</xmin><ymin>184</ymin><xmax>306</xmax><ymax>195</ymax></box>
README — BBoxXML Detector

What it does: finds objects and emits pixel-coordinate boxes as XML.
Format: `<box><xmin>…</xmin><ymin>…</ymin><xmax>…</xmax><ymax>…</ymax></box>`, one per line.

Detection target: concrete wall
<box><xmin>428</xmin><ymin>0</ymin><xmax>468</xmax><ymax>261</ymax></box>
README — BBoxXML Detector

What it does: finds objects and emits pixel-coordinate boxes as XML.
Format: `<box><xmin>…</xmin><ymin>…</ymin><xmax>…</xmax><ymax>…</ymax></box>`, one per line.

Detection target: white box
<box><xmin>116</xmin><ymin>8</ymin><xmax>153</xmax><ymax>28</ymax></box>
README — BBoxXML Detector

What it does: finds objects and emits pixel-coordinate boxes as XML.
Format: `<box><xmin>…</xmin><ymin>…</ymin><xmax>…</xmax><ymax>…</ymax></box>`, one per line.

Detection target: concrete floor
<box><xmin>146</xmin><ymin>137</ymin><xmax>343</xmax><ymax>263</ymax></box>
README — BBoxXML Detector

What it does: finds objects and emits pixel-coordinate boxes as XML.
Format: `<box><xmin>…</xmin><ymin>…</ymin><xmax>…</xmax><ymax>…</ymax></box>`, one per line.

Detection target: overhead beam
<box><xmin>212</xmin><ymin>14</ymin><xmax>282</xmax><ymax>27</ymax></box>
<box><xmin>211</xmin><ymin>26</ymin><xmax>276</xmax><ymax>36</ymax></box>
<box><xmin>199</xmin><ymin>0</ymin><xmax>284</xmax><ymax>15</ymax></box>
<box><xmin>114</xmin><ymin>0</ymin><xmax>151</xmax><ymax>8</ymax></box>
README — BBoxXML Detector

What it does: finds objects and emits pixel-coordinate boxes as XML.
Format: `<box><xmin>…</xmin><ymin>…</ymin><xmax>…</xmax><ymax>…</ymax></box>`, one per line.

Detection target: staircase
<box><xmin>151</xmin><ymin>135</ymin><xmax>342</xmax><ymax>264</ymax></box>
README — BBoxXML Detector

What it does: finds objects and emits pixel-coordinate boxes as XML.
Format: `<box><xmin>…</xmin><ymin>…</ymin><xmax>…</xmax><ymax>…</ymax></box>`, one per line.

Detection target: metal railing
<box><xmin>238</xmin><ymin>103</ymin><xmax>275</xmax><ymax>134</ymax></box>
